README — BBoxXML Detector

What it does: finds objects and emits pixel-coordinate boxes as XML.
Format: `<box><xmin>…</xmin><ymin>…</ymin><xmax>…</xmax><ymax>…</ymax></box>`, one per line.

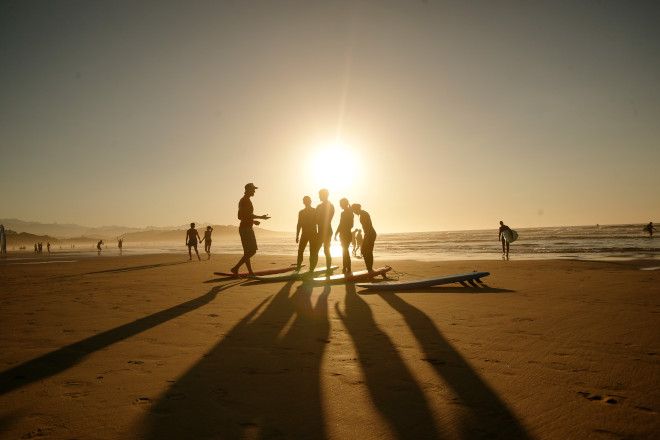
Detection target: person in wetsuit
<box><xmin>498</xmin><ymin>220</ymin><xmax>511</xmax><ymax>257</ymax></box>
<box><xmin>186</xmin><ymin>223</ymin><xmax>202</xmax><ymax>261</ymax></box>
<box><xmin>313</xmin><ymin>188</ymin><xmax>335</xmax><ymax>272</ymax></box>
<box><xmin>351</xmin><ymin>204</ymin><xmax>377</xmax><ymax>272</ymax></box>
<box><xmin>334</xmin><ymin>198</ymin><xmax>354</xmax><ymax>273</ymax></box>
<box><xmin>296</xmin><ymin>195</ymin><xmax>317</xmax><ymax>270</ymax></box>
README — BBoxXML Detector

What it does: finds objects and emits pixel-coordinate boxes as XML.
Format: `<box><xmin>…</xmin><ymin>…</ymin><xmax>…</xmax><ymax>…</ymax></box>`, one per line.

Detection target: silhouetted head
<box><xmin>190</xmin><ymin>222</ymin><xmax>195</xmax><ymax>228</ymax></box>
<box><xmin>303</xmin><ymin>195</ymin><xmax>312</xmax><ymax>207</ymax></box>
<box><xmin>351</xmin><ymin>203</ymin><xmax>362</xmax><ymax>214</ymax></box>
<box><xmin>499</xmin><ymin>220</ymin><xmax>504</xmax><ymax>226</ymax></box>
<box><xmin>206</xmin><ymin>226</ymin><xmax>212</xmax><ymax>231</ymax></box>
<box><xmin>340</xmin><ymin>198</ymin><xmax>350</xmax><ymax>209</ymax></box>
<box><xmin>244</xmin><ymin>182</ymin><xmax>258</xmax><ymax>196</ymax></box>
<box><xmin>319</xmin><ymin>188</ymin><xmax>329</xmax><ymax>202</ymax></box>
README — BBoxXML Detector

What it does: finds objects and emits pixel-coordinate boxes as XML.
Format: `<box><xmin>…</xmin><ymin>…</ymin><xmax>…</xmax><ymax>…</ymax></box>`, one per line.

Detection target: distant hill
<box><xmin>0</xmin><ymin>218</ymin><xmax>287</xmax><ymax>241</ymax></box>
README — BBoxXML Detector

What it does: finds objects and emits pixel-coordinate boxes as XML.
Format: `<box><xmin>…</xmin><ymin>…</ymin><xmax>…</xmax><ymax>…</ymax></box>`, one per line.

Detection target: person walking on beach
<box><xmin>351</xmin><ymin>204</ymin><xmax>377</xmax><ymax>272</ymax></box>
<box><xmin>498</xmin><ymin>220</ymin><xmax>512</xmax><ymax>258</ymax></box>
<box><xmin>96</xmin><ymin>240</ymin><xmax>103</xmax><ymax>255</ymax></box>
<box><xmin>0</xmin><ymin>224</ymin><xmax>6</xmax><ymax>256</ymax></box>
<box><xmin>200</xmin><ymin>226</ymin><xmax>213</xmax><ymax>259</ymax></box>
<box><xmin>34</xmin><ymin>243</ymin><xmax>38</xmax><ymax>253</ymax></box>
<box><xmin>186</xmin><ymin>223</ymin><xmax>202</xmax><ymax>261</ymax></box>
<box><xmin>645</xmin><ymin>222</ymin><xmax>656</xmax><ymax>237</ymax></box>
<box><xmin>334</xmin><ymin>198</ymin><xmax>354</xmax><ymax>273</ymax></box>
<box><xmin>296</xmin><ymin>196</ymin><xmax>317</xmax><ymax>270</ymax></box>
<box><xmin>46</xmin><ymin>242</ymin><xmax>51</xmax><ymax>254</ymax></box>
<box><xmin>38</xmin><ymin>242</ymin><xmax>42</xmax><ymax>253</ymax></box>
<box><xmin>313</xmin><ymin>188</ymin><xmax>335</xmax><ymax>272</ymax></box>
<box><xmin>230</xmin><ymin>183</ymin><xmax>270</xmax><ymax>276</ymax></box>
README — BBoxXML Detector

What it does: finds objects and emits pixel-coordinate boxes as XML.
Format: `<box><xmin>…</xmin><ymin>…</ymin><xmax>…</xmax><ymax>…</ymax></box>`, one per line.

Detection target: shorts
<box><xmin>239</xmin><ymin>227</ymin><xmax>258</xmax><ymax>254</ymax></box>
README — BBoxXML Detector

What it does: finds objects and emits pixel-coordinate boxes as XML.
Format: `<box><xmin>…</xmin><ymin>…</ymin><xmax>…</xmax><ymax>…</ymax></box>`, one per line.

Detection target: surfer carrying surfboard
<box><xmin>351</xmin><ymin>204</ymin><xmax>377</xmax><ymax>272</ymax></box>
<box><xmin>334</xmin><ymin>198</ymin><xmax>354</xmax><ymax>274</ymax></box>
<box><xmin>498</xmin><ymin>220</ymin><xmax>513</xmax><ymax>258</ymax></box>
<box><xmin>295</xmin><ymin>196</ymin><xmax>317</xmax><ymax>270</ymax></box>
<box><xmin>312</xmin><ymin>188</ymin><xmax>335</xmax><ymax>273</ymax></box>
<box><xmin>230</xmin><ymin>183</ymin><xmax>270</xmax><ymax>276</ymax></box>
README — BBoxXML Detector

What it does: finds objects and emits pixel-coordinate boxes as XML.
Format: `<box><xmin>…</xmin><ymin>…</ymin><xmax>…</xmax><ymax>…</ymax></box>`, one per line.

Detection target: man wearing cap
<box><xmin>230</xmin><ymin>183</ymin><xmax>270</xmax><ymax>276</ymax></box>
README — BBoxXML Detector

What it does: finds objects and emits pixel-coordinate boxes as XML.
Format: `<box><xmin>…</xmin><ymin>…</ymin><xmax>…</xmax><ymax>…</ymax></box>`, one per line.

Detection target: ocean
<box><xmin>19</xmin><ymin>224</ymin><xmax>656</xmax><ymax>262</ymax></box>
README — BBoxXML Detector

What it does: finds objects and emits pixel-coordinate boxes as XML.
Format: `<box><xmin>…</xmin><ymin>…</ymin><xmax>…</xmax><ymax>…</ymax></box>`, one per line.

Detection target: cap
<box><xmin>244</xmin><ymin>182</ymin><xmax>258</xmax><ymax>190</ymax></box>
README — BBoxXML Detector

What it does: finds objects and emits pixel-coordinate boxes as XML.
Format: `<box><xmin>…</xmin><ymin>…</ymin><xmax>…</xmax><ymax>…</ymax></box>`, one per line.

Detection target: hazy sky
<box><xmin>1</xmin><ymin>0</ymin><xmax>659</xmax><ymax>232</ymax></box>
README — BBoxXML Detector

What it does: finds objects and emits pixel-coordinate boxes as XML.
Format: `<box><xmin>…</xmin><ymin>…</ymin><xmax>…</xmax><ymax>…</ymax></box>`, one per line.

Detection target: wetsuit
<box><xmin>358</xmin><ymin>210</ymin><xmax>377</xmax><ymax>272</ymax></box>
<box><xmin>313</xmin><ymin>200</ymin><xmax>335</xmax><ymax>270</ymax></box>
<box><xmin>296</xmin><ymin>206</ymin><xmax>317</xmax><ymax>268</ymax></box>
<box><xmin>337</xmin><ymin>208</ymin><xmax>354</xmax><ymax>273</ymax></box>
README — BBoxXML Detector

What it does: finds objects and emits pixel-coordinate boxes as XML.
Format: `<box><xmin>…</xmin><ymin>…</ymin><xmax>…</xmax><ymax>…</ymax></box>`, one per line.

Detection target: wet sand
<box><xmin>0</xmin><ymin>253</ymin><xmax>658</xmax><ymax>439</ymax></box>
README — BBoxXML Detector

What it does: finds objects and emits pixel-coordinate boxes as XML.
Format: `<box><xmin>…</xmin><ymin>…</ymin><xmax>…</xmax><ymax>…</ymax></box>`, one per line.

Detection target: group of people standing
<box><xmin>230</xmin><ymin>183</ymin><xmax>377</xmax><ymax>276</ymax></box>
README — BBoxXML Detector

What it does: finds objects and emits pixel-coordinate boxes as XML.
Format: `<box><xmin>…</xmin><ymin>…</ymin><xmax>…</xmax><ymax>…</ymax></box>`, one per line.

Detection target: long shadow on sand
<box><xmin>336</xmin><ymin>284</ymin><xmax>443</xmax><ymax>440</ymax></box>
<box><xmin>379</xmin><ymin>293</ymin><xmax>531</xmax><ymax>439</ymax></box>
<box><xmin>82</xmin><ymin>261</ymin><xmax>189</xmax><ymax>275</ymax></box>
<box><xmin>358</xmin><ymin>286</ymin><xmax>514</xmax><ymax>295</ymax></box>
<box><xmin>0</xmin><ymin>281</ymin><xmax>242</xmax><ymax>396</ymax></box>
<box><xmin>140</xmin><ymin>282</ymin><xmax>331</xmax><ymax>439</ymax></box>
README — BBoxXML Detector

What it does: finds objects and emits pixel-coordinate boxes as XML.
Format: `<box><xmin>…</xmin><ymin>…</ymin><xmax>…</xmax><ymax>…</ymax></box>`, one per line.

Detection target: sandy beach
<box><xmin>0</xmin><ymin>253</ymin><xmax>658</xmax><ymax>439</ymax></box>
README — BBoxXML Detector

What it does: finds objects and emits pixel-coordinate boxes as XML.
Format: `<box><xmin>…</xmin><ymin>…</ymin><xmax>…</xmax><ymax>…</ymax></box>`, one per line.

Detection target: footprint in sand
<box><xmin>578</xmin><ymin>391</ymin><xmax>625</xmax><ymax>405</ymax></box>
<box><xmin>134</xmin><ymin>397</ymin><xmax>152</xmax><ymax>405</ymax></box>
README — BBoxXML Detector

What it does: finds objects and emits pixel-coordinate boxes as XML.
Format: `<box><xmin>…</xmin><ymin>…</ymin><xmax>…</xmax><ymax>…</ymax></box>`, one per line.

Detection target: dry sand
<box><xmin>0</xmin><ymin>253</ymin><xmax>658</xmax><ymax>439</ymax></box>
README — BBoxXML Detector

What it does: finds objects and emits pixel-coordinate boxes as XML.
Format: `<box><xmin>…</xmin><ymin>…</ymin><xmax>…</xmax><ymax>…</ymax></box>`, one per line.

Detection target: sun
<box><xmin>308</xmin><ymin>140</ymin><xmax>360</xmax><ymax>193</ymax></box>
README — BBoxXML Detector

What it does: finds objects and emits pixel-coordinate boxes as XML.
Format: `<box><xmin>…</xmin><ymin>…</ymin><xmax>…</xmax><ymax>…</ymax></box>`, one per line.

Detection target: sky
<box><xmin>1</xmin><ymin>0</ymin><xmax>659</xmax><ymax>233</ymax></box>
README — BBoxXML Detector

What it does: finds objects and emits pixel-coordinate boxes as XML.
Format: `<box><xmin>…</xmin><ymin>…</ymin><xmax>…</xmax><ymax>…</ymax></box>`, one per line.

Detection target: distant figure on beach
<box><xmin>296</xmin><ymin>196</ymin><xmax>317</xmax><ymax>270</ymax></box>
<box><xmin>645</xmin><ymin>222</ymin><xmax>656</xmax><ymax>237</ymax></box>
<box><xmin>351</xmin><ymin>229</ymin><xmax>358</xmax><ymax>256</ymax></box>
<box><xmin>313</xmin><ymin>188</ymin><xmax>335</xmax><ymax>272</ymax></box>
<box><xmin>0</xmin><ymin>224</ymin><xmax>6</xmax><ymax>256</ymax></box>
<box><xmin>96</xmin><ymin>240</ymin><xmax>103</xmax><ymax>255</ymax></box>
<box><xmin>38</xmin><ymin>242</ymin><xmax>43</xmax><ymax>253</ymax></box>
<box><xmin>498</xmin><ymin>221</ymin><xmax>512</xmax><ymax>258</ymax></box>
<box><xmin>334</xmin><ymin>198</ymin><xmax>354</xmax><ymax>273</ymax></box>
<box><xmin>200</xmin><ymin>226</ymin><xmax>213</xmax><ymax>259</ymax></box>
<box><xmin>118</xmin><ymin>237</ymin><xmax>123</xmax><ymax>250</ymax></box>
<box><xmin>186</xmin><ymin>223</ymin><xmax>202</xmax><ymax>261</ymax></box>
<box><xmin>46</xmin><ymin>242</ymin><xmax>51</xmax><ymax>254</ymax></box>
<box><xmin>351</xmin><ymin>204</ymin><xmax>377</xmax><ymax>272</ymax></box>
<box><xmin>230</xmin><ymin>183</ymin><xmax>270</xmax><ymax>276</ymax></box>
<box><xmin>34</xmin><ymin>243</ymin><xmax>38</xmax><ymax>253</ymax></box>
<box><xmin>355</xmin><ymin>229</ymin><xmax>363</xmax><ymax>257</ymax></box>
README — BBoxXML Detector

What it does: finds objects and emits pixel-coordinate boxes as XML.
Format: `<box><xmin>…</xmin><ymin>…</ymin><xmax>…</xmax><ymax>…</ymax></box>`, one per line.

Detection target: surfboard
<box><xmin>502</xmin><ymin>229</ymin><xmax>518</xmax><ymax>243</ymax></box>
<box><xmin>254</xmin><ymin>266</ymin><xmax>339</xmax><ymax>282</ymax></box>
<box><xmin>356</xmin><ymin>271</ymin><xmax>490</xmax><ymax>291</ymax></box>
<box><xmin>312</xmin><ymin>266</ymin><xmax>392</xmax><ymax>284</ymax></box>
<box><xmin>214</xmin><ymin>264</ymin><xmax>302</xmax><ymax>278</ymax></box>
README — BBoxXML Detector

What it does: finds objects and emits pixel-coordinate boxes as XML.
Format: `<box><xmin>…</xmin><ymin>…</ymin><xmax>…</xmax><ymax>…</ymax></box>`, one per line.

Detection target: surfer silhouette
<box><xmin>200</xmin><ymin>226</ymin><xmax>213</xmax><ymax>259</ymax></box>
<box><xmin>96</xmin><ymin>240</ymin><xmax>103</xmax><ymax>255</ymax></box>
<box><xmin>230</xmin><ymin>183</ymin><xmax>270</xmax><ymax>276</ymax></box>
<box><xmin>312</xmin><ymin>188</ymin><xmax>335</xmax><ymax>272</ymax></box>
<box><xmin>351</xmin><ymin>204</ymin><xmax>377</xmax><ymax>272</ymax></box>
<box><xmin>0</xmin><ymin>224</ymin><xmax>6</xmax><ymax>256</ymax></box>
<box><xmin>186</xmin><ymin>223</ymin><xmax>202</xmax><ymax>261</ymax></box>
<box><xmin>334</xmin><ymin>198</ymin><xmax>354</xmax><ymax>273</ymax></box>
<box><xmin>498</xmin><ymin>220</ymin><xmax>511</xmax><ymax>258</ymax></box>
<box><xmin>296</xmin><ymin>196</ymin><xmax>317</xmax><ymax>270</ymax></box>
<box><xmin>645</xmin><ymin>222</ymin><xmax>656</xmax><ymax>237</ymax></box>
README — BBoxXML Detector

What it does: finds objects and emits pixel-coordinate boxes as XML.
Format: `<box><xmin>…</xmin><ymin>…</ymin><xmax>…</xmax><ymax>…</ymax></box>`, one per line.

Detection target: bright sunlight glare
<box><xmin>308</xmin><ymin>141</ymin><xmax>361</xmax><ymax>194</ymax></box>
